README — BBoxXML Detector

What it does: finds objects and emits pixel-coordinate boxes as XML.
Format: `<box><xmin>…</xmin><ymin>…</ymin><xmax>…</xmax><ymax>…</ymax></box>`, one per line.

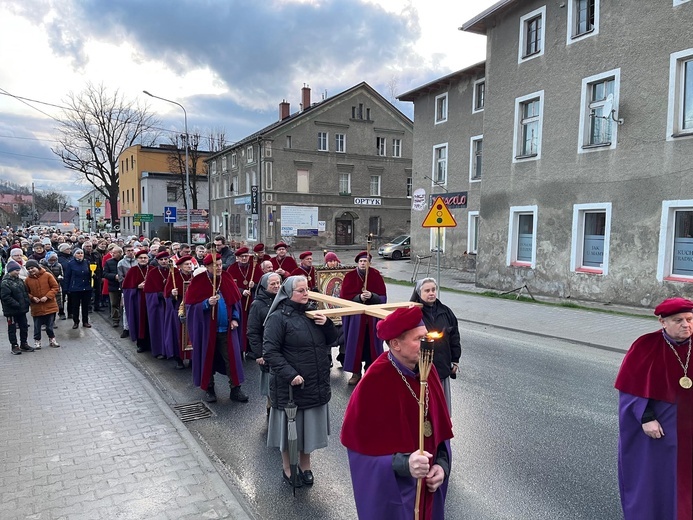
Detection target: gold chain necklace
<box><xmin>662</xmin><ymin>331</ymin><xmax>693</xmax><ymax>389</ymax></box>
<box><xmin>388</xmin><ymin>352</ymin><xmax>432</xmax><ymax>437</ymax></box>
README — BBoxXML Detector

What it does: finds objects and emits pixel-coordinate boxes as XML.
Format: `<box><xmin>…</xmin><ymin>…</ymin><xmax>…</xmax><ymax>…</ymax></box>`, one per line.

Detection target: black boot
<box><xmin>229</xmin><ymin>386</ymin><xmax>249</xmax><ymax>402</ymax></box>
<box><xmin>11</xmin><ymin>345</ymin><xmax>21</xmax><ymax>355</ymax></box>
<box><xmin>174</xmin><ymin>357</ymin><xmax>185</xmax><ymax>370</ymax></box>
<box><xmin>204</xmin><ymin>385</ymin><xmax>217</xmax><ymax>403</ymax></box>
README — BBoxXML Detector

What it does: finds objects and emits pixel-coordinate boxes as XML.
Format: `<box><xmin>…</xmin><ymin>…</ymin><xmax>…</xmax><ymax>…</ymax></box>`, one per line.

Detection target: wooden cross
<box><xmin>306</xmin><ymin>292</ymin><xmax>422</xmax><ymax>320</ymax></box>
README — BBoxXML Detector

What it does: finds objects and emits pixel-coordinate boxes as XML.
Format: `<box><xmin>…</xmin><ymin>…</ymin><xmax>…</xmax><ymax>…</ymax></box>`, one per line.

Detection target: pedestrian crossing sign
<box><xmin>422</xmin><ymin>197</ymin><xmax>457</xmax><ymax>228</ymax></box>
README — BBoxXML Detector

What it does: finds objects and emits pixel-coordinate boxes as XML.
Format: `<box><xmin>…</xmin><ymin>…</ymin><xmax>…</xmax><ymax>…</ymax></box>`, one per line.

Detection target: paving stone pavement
<box><xmin>0</xmin><ymin>321</ymin><xmax>252</xmax><ymax>520</ymax></box>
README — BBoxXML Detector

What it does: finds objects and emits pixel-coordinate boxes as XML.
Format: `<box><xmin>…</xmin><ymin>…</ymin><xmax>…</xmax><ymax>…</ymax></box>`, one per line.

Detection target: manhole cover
<box><xmin>172</xmin><ymin>401</ymin><xmax>214</xmax><ymax>422</ymax></box>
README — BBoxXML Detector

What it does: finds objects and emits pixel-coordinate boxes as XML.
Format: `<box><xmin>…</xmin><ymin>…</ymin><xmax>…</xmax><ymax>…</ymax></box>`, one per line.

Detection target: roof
<box><xmin>39</xmin><ymin>209</ymin><xmax>79</xmax><ymax>223</ymax></box>
<box><xmin>397</xmin><ymin>61</ymin><xmax>486</xmax><ymax>102</ymax></box>
<box><xmin>460</xmin><ymin>0</ymin><xmax>517</xmax><ymax>35</ymax></box>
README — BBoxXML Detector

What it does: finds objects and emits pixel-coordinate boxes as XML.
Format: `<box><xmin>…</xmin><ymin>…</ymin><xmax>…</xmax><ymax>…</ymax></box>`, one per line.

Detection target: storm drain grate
<box><xmin>172</xmin><ymin>401</ymin><xmax>214</xmax><ymax>422</ymax></box>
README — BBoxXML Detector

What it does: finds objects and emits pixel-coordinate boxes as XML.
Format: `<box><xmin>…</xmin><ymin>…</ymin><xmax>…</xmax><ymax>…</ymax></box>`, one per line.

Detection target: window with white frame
<box><xmin>339</xmin><ymin>173</ymin><xmax>351</xmax><ymax>195</ymax></box>
<box><xmin>435</xmin><ymin>93</ymin><xmax>448</xmax><ymax>124</ymax></box>
<box><xmin>210</xmin><ymin>160</ymin><xmax>217</xmax><ymax>175</ymax></box>
<box><xmin>318</xmin><ymin>132</ymin><xmax>328</xmax><ymax>151</ymax></box>
<box><xmin>246</xmin><ymin>216</ymin><xmax>257</xmax><ymax>241</ymax></box>
<box><xmin>469</xmin><ymin>135</ymin><xmax>483</xmax><ymax>181</ymax></box>
<box><xmin>231</xmin><ymin>175</ymin><xmax>238</xmax><ymax>194</ymax></box>
<box><xmin>166</xmin><ymin>186</ymin><xmax>177</xmax><ymax>202</ymax></box>
<box><xmin>376</xmin><ymin>137</ymin><xmax>386</xmax><ymax>156</ymax></box>
<box><xmin>335</xmin><ymin>133</ymin><xmax>346</xmax><ymax>153</ymax></box>
<box><xmin>432</xmin><ymin>144</ymin><xmax>448</xmax><ymax>184</ymax></box>
<box><xmin>667</xmin><ymin>49</ymin><xmax>693</xmax><ymax>140</ymax></box>
<box><xmin>297</xmin><ymin>170</ymin><xmax>309</xmax><ymax>193</ymax></box>
<box><xmin>392</xmin><ymin>138</ymin><xmax>402</xmax><ymax>157</ymax></box>
<box><xmin>231</xmin><ymin>153</ymin><xmax>237</xmax><ymax>168</ymax></box>
<box><xmin>567</xmin><ymin>0</ymin><xmax>599</xmax><ymax>44</ymax></box>
<box><xmin>468</xmin><ymin>211</ymin><xmax>480</xmax><ymax>254</ymax></box>
<box><xmin>507</xmin><ymin>206</ymin><xmax>538</xmax><ymax>267</ymax></box>
<box><xmin>286</xmin><ymin>136</ymin><xmax>292</xmax><ymax>149</ymax></box>
<box><xmin>406</xmin><ymin>177</ymin><xmax>412</xmax><ymax>198</ymax></box>
<box><xmin>221</xmin><ymin>155</ymin><xmax>227</xmax><ymax>172</ymax></box>
<box><xmin>571</xmin><ymin>203</ymin><xmax>611</xmax><ymax>274</ymax></box>
<box><xmin>473</xmin><ymin>79</ymin><xmax>485</xmax><ymax>113</ymax></box>
<box><xmin>578</xmin><ymin>69</ymin><xmax>620</xmax><ymax>152</ymax></box>
<box><xmin>513</xmin><ymin>91</ymin><xmax>544</xmax><ymax>161</ymax></box>
<box><xmin>246</xmin><ymin>145</ymin><xmax>254</xmax><ymax>163</ymax></box>
<box><xmin>518</xmin><ymin>7</ymin><xmax>545</xmax><ymax>63</ymax></box>
<box><xmin>657</xmin><ymin>200</ymin><xmax>693</xmax><ymax>281</ymax></box>
<box><xmin>370</xmin><ymin>175</ymin><xmax>381</xmax><ymax>196</ymax></box>
<box><xmin>430</xmin><ymin>228</ymin><xmax>445</xmax><ymax>253</ymax></box>
<box><xmin>264</xmin><ymin>141</ymin><xmax>272</xmax><ymax>157</ymax></box>
<box><xmin>265</xmin><ymin>162</ymin><xmax>273</xmax><ymax>190</ymax></box>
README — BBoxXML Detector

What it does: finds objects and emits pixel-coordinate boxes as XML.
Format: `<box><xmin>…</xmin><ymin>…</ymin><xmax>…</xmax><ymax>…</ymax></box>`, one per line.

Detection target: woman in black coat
<box><xmin>411</xmin><ymin>277</ymin><xmax>462</xmax><ymax>415</ymax></box>
<box><xmin>263</xmin><ymin>275</ymin><xmax>337</xmax><ymax>488</ymax></box>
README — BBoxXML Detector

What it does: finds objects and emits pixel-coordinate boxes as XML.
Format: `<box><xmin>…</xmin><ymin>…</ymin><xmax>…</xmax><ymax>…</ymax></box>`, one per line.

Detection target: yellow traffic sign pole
<box><xmin>422</xmin><ymin>196</ymin><xmax>457</xmax><ymax>297</ymax></box>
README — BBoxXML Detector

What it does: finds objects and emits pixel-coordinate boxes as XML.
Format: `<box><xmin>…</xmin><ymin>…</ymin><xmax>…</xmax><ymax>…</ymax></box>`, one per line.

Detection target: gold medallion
<box><xmin>243</xmin><ymin>280</ymin><xmax>248</xmax><ymax>286</ymax></box>
<box><xmin>423</xmin><ymin>419</ymin><xmax>432</xmax><ymax>438</ymax></box>
<box><xmin>680</xmin><ymin>376</ymin><xmax>693</xmax><ymax>389</ymax></box>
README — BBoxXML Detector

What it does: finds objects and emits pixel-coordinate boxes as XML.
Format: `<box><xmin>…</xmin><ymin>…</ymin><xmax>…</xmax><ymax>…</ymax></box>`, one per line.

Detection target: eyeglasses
<box><xmin>293</xmin><ymin>288</ymin><xmax>309</xmax><ymax>294</ymax></box>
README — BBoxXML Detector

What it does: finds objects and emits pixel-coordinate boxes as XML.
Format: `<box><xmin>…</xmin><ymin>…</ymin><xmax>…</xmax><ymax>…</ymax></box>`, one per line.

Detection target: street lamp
<box><xmin>143</xmin><ymin>90</ymin><xmax>191</xmax><ymax>244</ymax></box>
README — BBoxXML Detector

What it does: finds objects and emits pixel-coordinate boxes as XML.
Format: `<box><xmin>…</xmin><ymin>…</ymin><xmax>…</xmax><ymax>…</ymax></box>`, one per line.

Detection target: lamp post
<box><xmin>143</xmin><ymin>90</ymin><xmax>191</xmax><ymax>245</ymax></box>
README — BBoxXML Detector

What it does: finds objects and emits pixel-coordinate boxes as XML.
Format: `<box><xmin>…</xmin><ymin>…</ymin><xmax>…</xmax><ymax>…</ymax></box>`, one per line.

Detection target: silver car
<box><xmin>378</xmin><ymin>235</ymin><xmax>411</xmax><ymax>260</ymax></box>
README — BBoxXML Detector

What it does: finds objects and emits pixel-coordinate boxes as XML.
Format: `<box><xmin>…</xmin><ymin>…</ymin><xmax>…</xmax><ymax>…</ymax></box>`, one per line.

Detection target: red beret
<box><xmin>134</xmin><ymin>249</ymin><xmax>149</xmax><ymax>258</ymax></box>
<box><xmin>203</xmin><ymin>253</ymin><xmax>221</xmax><ymax>265</ymax></box>
<box><xmin>377</xmin><ymin>306</ymin><xmax>425</xmax><ymax>341</ymax></box>
<box><xmin>235</xmin><ymin>247</ymin><xmax>249</xmax><ymax>256</ymax></box>
<box><xmin>354</xmin><ymin>251</ymin><xmax>372</xmax><ymax>262</ymax></box>
<box><xmin>253</xmin><ymin>243</ymin><xmax>265</xmax><ymax>252</ymax></box>
<box><xmin>299</xmin><ymin>251</ymin><xmax>313</xmax><ymax>260</ymax></box>
<box><xmin>654</xmin><ymin>297</ymin><xmax>693</xmax><ymax>318</ymax></box>
<box><xmin>175</xmin><ymin>255</ymin><xmax>193</xmax><ymax>266</ymax></box>
<box><xmin>155</xmin><ymin>251</ymin><xmax>170</xmax><ymax>259</ymax></box>
<box><xmin>324</xmin><ymin>252</ymin><xmax>340</xmax><ymax>263</ymax></box>
<box><xmin>274</xmin><ymin>242</ymin><xmax>289</xmax><ymax>250</ymax></box>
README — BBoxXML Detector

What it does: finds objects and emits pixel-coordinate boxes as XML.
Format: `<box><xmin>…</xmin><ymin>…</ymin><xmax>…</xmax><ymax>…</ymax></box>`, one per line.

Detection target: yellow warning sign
<box><xmin>422</xmin><ymin>197</ymin><xmax>457</xmax><ymax>228</ymax></box>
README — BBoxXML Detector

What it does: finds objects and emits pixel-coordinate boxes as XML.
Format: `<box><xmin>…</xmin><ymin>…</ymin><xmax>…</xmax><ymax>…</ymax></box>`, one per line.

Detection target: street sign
<box><xmin>422</xmin><ymin>197</ymin><xmax>457</xmax><ymax>228</ymax></box>
<box><xmin>134</xmin><ymin>213</ymin><xmax>154</xmax><ymax>222</ymax></box>
<box><xmin>164</xmin><ymin>206</ymin><xmax>177</xmax><ymax>223</ymax></box>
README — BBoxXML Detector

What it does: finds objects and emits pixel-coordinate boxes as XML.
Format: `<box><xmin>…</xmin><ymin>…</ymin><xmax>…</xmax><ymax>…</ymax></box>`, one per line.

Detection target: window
<box><xmin>567</xmin><ymin>0</ymin><xmax>599</xmax><ymax>44</ymax></box>
<box><xmin>131</xmin><ymin>156</ymin><xmax>134</xmax><ymax>169</ymax></box>
<box><xmin>339</xmin><ymin>173</ymin><xmax>351</xmax><ymax>195</ymax></box>
<box><xmin>246</xmin><ymin>217</ymin><xmax>257</xmax><ymax>241</ymax></box>
<box><xmin>210</xmin><ymin>161</ymin><xmax>217</xmax><ymax>175</ymax></box>
<box><xmin>231</xmin><ymin>153</ymin><xmax>237</xmax><ymax>168</ymax></box>
<box><xmin>435</xmin><ymin>93</ymin><xmax>448</xmax><ymax>124</ymax></box>
<box><xmin>141</xmin><ymin>186</ymin><xmax>145</xmax><ymax>203</ymax></box>
<box><xmin>513</xmin><ymin>91</ymin><xmax>544</xmax><ymax>162</ymax></box>
<box><xmin>507</xmin><ymin>206</ymin><xmax>538</xmax><ymax>267</ymax></box>
<box><xmin>265</xmin><ymin>162</ymin><xmax>273</xmax><ymax>190</ymax></box>
<box><xmin>221</xmin><ymin>155</ymin><xmax>227</xmax><ymax>172</ymax></box>
<box><xmin>335</xmin><ymin>133</ymin><xmax>346</xmax><ymax>153</ymax></box>
<box><xmin>469</xmin><ymin>135</ymin><xmax>483</xmax><ymax>181</ymax></box>
<box><xmin>518</xmin><ymin>7</ymin><xmax>545</xmax><ymax>62</ymax></box>
<box><xmin>245</xmin><ymin>172</ymin><xmax>251</xmax><ymax>194</ymax></box>
<box><xmin>468</xmin><ymin>211</ymin><xmax>480</xmax><ymax>254</ymax></box>
<box><xmin>166</xmin><ymin>186</ymin><xmax>177</xmax><ymax>202</ymax></box>
<box><xmin>370</xmin><ymin>175</ymin><xmax>381</xmax><ymax>196</ymax></box>
<box><xmin>406</xmin><ymin>177</ymin><xmax>413</xmax><ymax>198</ymax></box>
<box><xmin>366</xmin><ymin>108</ymin><xmax>371</xmax><ymax>120</ymax></box>
<box><xmin>297</xmin><ymin>170</ymin><xmax>309</xmax><ymax>193</ymax></box>
<box><xmin>657</xmin><ymin>200</ymin><xmax>693</xmax><ymax>281</ymax></box>
<box><xmin>392</xmin><ymin>139</ymin><xmax>402</xmax><ymax>158</ymax></box>
<box><xmin>570</xmin><ymin>203</ymin><xmax>611</xmax><ymax>274</ymax></box>
<box><xmin>369</xmin><ymin>216</ymin><xmax>381</xmax><ymax>237</ymax></box>
<box><xmin>246</xmin><ymin>146</ymin><xmax>254</xmax><ymax>163</ymax></box>
<box><xmin>430</xmin><ymin>228</ymin><xmax>446</xmax><ymax>253</ymax></box>
<box><xmin>432</xmin><ymin>144</ymin><xmax>448</xmax><ymax>184</ymax></box>
<box><xmin>376</xmin><ymin>137</ymin><xmax>386</xmax><ymax>156</ymax></box>
<box><xmin>667</xmin><ymin>49</ymin><xmax>693</xmax><ymax>140</ymax></box>
<box><xmin>578</xmin><ymin>69</ymin><xmax>620</xmax><ymax>152</ymax></box>
<box><xmin>473</xmin><ymin>78</ymin><xmax>485</xmax><ymax>113</ymax></box>
<box><xmin>318</xmin><ymin>132</ymin><xmax>328</xmax><ymax>151</ymax></box>
<box><xmin>286</xmin><ymin>136</ymin><xmax>292</xmax><ymax>149</ymax></box>
<box><xmin>232</xmin><ymin>175</ymin><xmax>238</xmax><ymax>195</ymax></box>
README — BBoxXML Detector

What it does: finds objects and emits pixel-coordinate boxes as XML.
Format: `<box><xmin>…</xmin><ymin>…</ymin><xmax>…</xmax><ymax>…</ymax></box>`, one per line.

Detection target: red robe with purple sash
<box><xmin>121</xmin><ymin>264</ymin><xmax>151</xmax><ymax>342</ymax></box>
<box><xmin>144</xmin><ymin>266</ymin><xmax>171</xmax><ymax>358</ymax></box>
<box><xmin>164</xmin><ymin>269</ymin><xmax>193</xmax><ymax>361</ymax></box>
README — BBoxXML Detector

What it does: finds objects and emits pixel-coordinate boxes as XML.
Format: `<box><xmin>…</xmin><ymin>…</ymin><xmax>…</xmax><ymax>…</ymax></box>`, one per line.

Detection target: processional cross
<box><xmin>306</xmin><ymin>292</ymin><xmax>422</xmax><ymax>320</ymax></box>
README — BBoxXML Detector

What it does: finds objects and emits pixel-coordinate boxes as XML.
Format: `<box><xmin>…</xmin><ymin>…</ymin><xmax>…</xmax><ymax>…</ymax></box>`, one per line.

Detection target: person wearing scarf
<box><xmin>615</xmin><ymin>297</ymin><xmax>693</xmax><ymax>520</ymax></box>
<box><xmin>164</xmin><ymin>255</ymin><xmax>194</xmax><ymax>369</ymax></box>
<box><xmin>121</xmin><ymin>250</ymin><xmax>152</xmax><ymax>352</ymax></box>
<box><xmin>410</xmin><ymin>278</ymin><xmax>461</xmax><ymax>414</ymax></box>
<box><xmin>185</xmin><ymin>253</ymin><xmax>247</xmax><ymax>404</ymax></box>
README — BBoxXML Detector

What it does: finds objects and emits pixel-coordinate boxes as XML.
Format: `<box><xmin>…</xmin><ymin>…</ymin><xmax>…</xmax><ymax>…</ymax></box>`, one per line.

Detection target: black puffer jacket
<box><xmin>263</xmin><ymin>299</ymin><xmax>337</xmax><ymax>410</ymax></box>
<box><xmin>247</xmin><ymin>285</ymin><xmax>275</xmax><ymax>371</ymax></box>
<box><xmin>411</xmin><ymin>295</ymin><xmax>462</xmax><ymax>380</ymax></box>
<box><xmin>103</xmin><ymin>257</ymin><xmax>121</xmax><ymax>292</ymax></box>
<box><xmin>1</xmin><ymin>274</ymin><xmax>30</xmax><ymax>316</ymax></box>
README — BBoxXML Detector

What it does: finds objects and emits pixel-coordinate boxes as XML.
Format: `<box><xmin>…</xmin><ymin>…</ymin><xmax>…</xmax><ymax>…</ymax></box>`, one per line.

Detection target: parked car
<box><xmin>378</xmin><ymin>235</ymin><xmax>411</xmax><ymax>260</ymax></box>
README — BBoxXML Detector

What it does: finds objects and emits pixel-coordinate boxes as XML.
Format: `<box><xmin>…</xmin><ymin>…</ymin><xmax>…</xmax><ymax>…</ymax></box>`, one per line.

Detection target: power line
<box><xmin>0</xmin><ymin>149</ymin><xmax>63</xmax><ymax>162</ymax></box>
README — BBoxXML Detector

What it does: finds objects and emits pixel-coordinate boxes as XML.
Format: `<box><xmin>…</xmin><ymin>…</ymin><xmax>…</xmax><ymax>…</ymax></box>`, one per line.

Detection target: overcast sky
<box><xmin>0</xmin><ymin>0</ymin><xmax>495</xmax><ymax>204</ymax></box>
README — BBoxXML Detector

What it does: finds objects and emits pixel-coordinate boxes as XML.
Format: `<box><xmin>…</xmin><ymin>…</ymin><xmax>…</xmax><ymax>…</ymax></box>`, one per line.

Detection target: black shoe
<box><xmin>300</xmin><ymin>469</ymin><xmax>314</xmax><ymax>486</ymax></box>
<box><xmin>72</xmin><ymin>323</ymin><xmax>79</xmax><ymax>329</ymax></box>
<box><xmin>204</xmin><ymin>388</ymin><xmax>217</xmax><ymax>403</ymax></box>
<box><xmin>19</xmin><ymin>343</ymin><xmax>35</xmax><ymax>352</ymax></box>
<box><xmin>283</xmin><ymin>470</ymin><xmax>303</xmax><ymax>488</ymax></box>
<box><xmin>136</xmin><ymin>346</ymin><xmax>146</xmax><ymax>353</ymax></box>
<box><xmin>120</xmin><ymin>330</ymin><xmax>130</xmax><ymax>338</ymax></box>
<box><xmin>112</xmin><ymin>323</ymin><xmax>119</xmax><ymax>328</ymax></box>
<box><xmin>11</xmin><ymin>345</ymin><xmax>21</xmax><ymax>355</ymax></box>
<box><xmin>83</xmin><ymin>323</ymin><xmax>92</xmax><ymax>328</ymax></box>
<box><xmin>229</xmin><ymin>386</ymin><xmax>249</xmax><ymax>402</ymax></box>
<box><xmin>59</xmin><ymin>314</ymin><xmax>66</xmax><ymax>321</ymax></box>
<box><xmin>175</xmin><ymin>359</ymin><xmax>185</xmax><ymax>370</ymax></box>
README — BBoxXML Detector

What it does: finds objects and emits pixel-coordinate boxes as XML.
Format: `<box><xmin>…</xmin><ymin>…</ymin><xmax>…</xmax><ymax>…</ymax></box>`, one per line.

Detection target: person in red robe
<box><xmin>164</xmin><ymin>255</ymin><xmax>194</xmax><ymax>369</ymax></box>
<box><xmin>226</xmin><ymin>246</ymin><xmax>259</xmax><ymax>353</ymax></box>
<box><xmin>615</xmin><ymin>297</ymin><xmax>693</xmax><ymax>520</ymax></box>
<box><xmin>291</xmin><ymin>251</ymin><xmax>317</xmax><ymax>291</ymax></box>
<box><xmin>144</xmin><ymin>250</ymin><xmax>173</xmax><ymax>360</ymax></box>
<box><xmin>252</xmin><ymin>243</ymin><xmax>271</xmax><ymax>263</ymax></box>
<box><xmin>121</xmin><ymin>249</ymin><xmax>151</xmax><ymax>353</ymax></box>
<box><xmin>270</xmin><ymin>242</ymin><xmax>297</xmax><ymax>280</ymax></box>
<box><xmin>339</xmin><ymin>251</ymin><xmax>387</xmax><ymax>385</ymax></box>
<box><xmin>341</xmin><ymin>305</ymin><xmax>453</xmax><ymax>520</ymax></box>
<box><xmin>186</xmin><ymin>253</ymin><xmax>248</xmax><ymax>404</ymax></box>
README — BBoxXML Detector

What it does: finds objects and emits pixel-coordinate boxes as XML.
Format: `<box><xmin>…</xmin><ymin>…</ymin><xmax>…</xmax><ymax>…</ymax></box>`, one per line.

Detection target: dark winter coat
<box><xmin>103</xmin><ymin>257</ymin><xmax>121</xmax><ymax>292</ymax></box>
<box><xmin>246</xmin><ymin>285</ymin><xmax>275</xmax><ymax>370</ymax></box>
<box><xmin>63</xmin><ymin>258</ymin><xmax>93</xmax><ymax>293</ymax></box>
<box><xmin>1</xmin><ymin>274</ymin><xmax>30</xmax><ymax>316</ymax></box>
<box><xmin>411</xmin><ymin>296</ymin><xmax>462</xmax><ymax>380</ymax></box>
<box><xmin>263</xmin><ymin>299</ymin><xmax>337</xmax><ymax>411</ymax></box>
<box><xmin>57</xmin><ymin>251</ymin><xmax>72</xmax><ymax>290</ymax></box>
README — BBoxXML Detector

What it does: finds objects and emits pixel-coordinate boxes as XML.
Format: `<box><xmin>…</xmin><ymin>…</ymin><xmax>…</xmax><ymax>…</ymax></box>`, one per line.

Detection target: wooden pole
<box><xmin>363</xmin><ymin>233</ymin><xmax>372</xmax><ymax>291</ymax></box>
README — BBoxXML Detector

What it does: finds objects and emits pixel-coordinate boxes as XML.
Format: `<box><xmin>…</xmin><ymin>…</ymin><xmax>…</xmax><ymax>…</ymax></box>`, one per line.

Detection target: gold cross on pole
<box><xmin>305</xmin><ymin>292</ymin><xmax>422</xmax><ymax>320</ymax></box>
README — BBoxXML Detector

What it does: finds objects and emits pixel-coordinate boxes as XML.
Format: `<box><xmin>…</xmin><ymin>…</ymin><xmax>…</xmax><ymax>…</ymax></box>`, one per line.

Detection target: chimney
<box><xmin>279</xmin><ymin>100</ymin><xmax>290</xmax><ymax>120</ymax></box>
<box><xmin>301</xmin><ymin>84</ymin><xmax>311</xmax><ymax>111</ymax></box>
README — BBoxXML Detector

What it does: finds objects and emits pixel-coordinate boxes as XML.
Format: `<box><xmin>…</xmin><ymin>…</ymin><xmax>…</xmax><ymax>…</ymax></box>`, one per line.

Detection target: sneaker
<box><xmin>19</xmin><ymin>343</ymin><xmax>35</xmax><ymax>352</ymax></box>
<box><xmin>59</xmin><ymin>314</ymin><xmax>66</xmax><ymax>321</ymax></box>
<box><xmin>204</xmin><ymin>387</ymin><xmax>217</xmax><ymax>403</ymax></box>
<box><xmin>49</xmin><ymin>338</ymin><xmax>60</xmax><ymax>348</ymax></box>
<box><xmin>120</xmin><ymin>330</ymin><xmax>130</xmax><ymax>338</ymax></box>
<box><xmin>229</xmin><ymin>386</ymin><xmax>249</xmax><ymax>403</ymax></box>
<box><xmin>11</xmin><ymin>345</ymin><xmax>21</xmax><ymax>355</ymax></box>
<box><xmin>34</xmin><ymin>340</ymin><xmax>42</xmax><ymax>351</ymax></box>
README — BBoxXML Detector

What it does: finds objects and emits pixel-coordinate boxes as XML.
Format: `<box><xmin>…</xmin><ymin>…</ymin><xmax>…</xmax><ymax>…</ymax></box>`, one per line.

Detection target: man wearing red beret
<box><xmin>339</xmin><ymin>252</ymin><xmax>387</xmax><ymax>385</ymax></box>
<box><xmin>163</xmin><ymin>255</ymin><xmax>195</xmax><ymax>369</ymax></box>
<box><xmin>291</xmin><ymin>252</ymin><xmax>318</xmax><ymax>291</ymax></box>
<box><xmin>253</xmin><ymin>243</ymin><xmax>271</xmax><ymax>263</ymax></box>
<box><xmin>271</xmin><ymin>242</ymin><xmax>298</xmax><ymax>280</ymax></box>
<box><xmin>615</xmin><ymin>297</ymin><xmax>693</xmax><ymax>520</ymax></box>
<box><xmin>143</xmin><ymin>251</ymin><xmax>174</xmax><ymax>360</ymax></box>
<box><xmin>341</xmin><ymin>306</ymin><xmax>453</xmax><ymax>519</ymax></box>
<box><xmin>121</xmin><ymin>250</ymin><xmax>152</xmax><ymax>353</ymax></box>
<box><xmin>227</xmin><ymin>247</ymin><xmax>260</xmax><ymax>353</ymax></box>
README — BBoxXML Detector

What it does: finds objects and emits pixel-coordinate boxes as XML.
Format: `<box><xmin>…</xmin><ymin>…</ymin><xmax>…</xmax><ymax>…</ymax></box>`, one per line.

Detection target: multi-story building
<box><xmin>401</xmin><ymin>0</ymin><xmax>693</xmax><ymax>307</ymax></box>
<box><xmin>207</xmin><ymin>83</ymin><xmax>413</xmax><ymax>250</ymax></box>
<box><xmin>77</xmin><ymin>189</ymin><xmax>113</xmax><ymax>233</ymax></box>
<box><xmin>118</xmin><ymin>144</ymin><xmax>210</xmax><ymax>241</ymax></box>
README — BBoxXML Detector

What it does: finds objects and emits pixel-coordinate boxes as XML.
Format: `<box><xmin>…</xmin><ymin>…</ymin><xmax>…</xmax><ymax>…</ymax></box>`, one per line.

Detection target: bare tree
<box><xmin>52</xmin><ymin>83</ymin><xmax>160</xmax><ymax>225</ymax></box>
<box><xmin>387</xmin><ymin>75</ymin><xmax>400</xmax><ymax>104</ymax></box>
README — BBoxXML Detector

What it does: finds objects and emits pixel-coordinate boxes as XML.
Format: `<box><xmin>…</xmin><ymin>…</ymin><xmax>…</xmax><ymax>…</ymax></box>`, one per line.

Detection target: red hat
<box><xmin>253</xmin><ymin>243</ymin><xmax>265</xmax><ymax>253</ymax></box>
<box><xmin>155</xmin><ymin>251</ymin><xmax>170</xmax><ymax>259</ymax></box>
<box><xmin>175</xmin><ymin>255</ymin><xmax>193</xmax><ymax>266</ymax></box>
<box><xmin>299</xmin><ymin>251</ymin><xmax>313</xmax><ymax>260</ymax></box>
<box><xmin>134</xmin><ymin>249</ymin><xmax>149</xmax><ymax>258</ymax></box>
<box><xmin>235</xmin><ymin>247</ymin><xmax>249</xmax><ymax>256</ymax></box>
<box><xmin>274</xmin><ymin>242</ymin><xmax>289</xmax><ymax>250</ymax></box>
<box><xmin>203</xmin><ymin>253</ymin><xmax>221</xmax><ymax>265</ymax></box>
<box><xmin>377</xmin><ymin>306</ymin><xmax>425</xmax><ymax>341</ymax></box>
<box><xmin>654</xmin><ymin>297</ymin><xmax>693</xmax><ymax>318</ymax></box>
<box><xmin>354</xmin><ymin>251</ymin><xmax>372</xmax><ymax>262</ymax></box>
<box><xmin>324</xmin><ymin>252</ymin><xmax>340</xmax><ymax>263</ymax></box>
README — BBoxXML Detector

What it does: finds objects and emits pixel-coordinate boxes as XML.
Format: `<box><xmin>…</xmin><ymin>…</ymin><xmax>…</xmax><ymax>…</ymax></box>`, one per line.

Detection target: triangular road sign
<box><xmin>422</xmin><ymin>196</ymin><xmax>457</xmax><ymax>228</ymax></box>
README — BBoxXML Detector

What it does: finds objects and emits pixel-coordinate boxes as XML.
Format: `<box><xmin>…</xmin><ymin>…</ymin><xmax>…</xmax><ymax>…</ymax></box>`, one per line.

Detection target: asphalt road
<box><xmin>95</xmin><ymin>312</ymin><xmax>625</xmax><ymax>520</ymax></box>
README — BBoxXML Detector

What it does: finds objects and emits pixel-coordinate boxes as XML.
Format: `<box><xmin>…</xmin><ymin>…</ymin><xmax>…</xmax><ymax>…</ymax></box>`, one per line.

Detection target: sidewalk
<box><xmin>0</xmin><ymin>321</ymin><xmax>252</xmax><ymax>520</ymax></box>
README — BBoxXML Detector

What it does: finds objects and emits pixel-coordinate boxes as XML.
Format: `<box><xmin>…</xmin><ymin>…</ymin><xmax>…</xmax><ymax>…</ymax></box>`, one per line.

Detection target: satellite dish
<box><xmin>602</xmin><ymin>93</ymin><xmax>614</xmax><ymax>120</ymax></box>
